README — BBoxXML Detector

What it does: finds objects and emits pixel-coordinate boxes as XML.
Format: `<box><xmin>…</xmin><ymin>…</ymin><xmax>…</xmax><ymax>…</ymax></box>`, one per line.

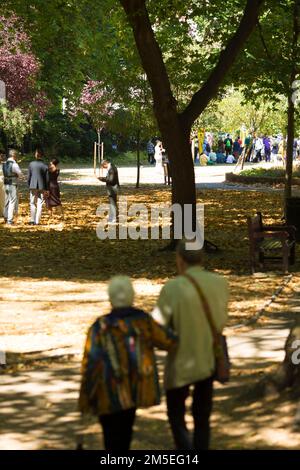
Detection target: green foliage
<box><xmin>3</xmin><ymin>0</ymin><xmax>123</xmax><ymax>103</ymax></box>
<box><xmin>198</xmin><ymin>88</ymin><xmax>288</xmax><ymax>135</ymax></box>
<box><xmin>31</xmin><ymin>110</ymin><xmax>96</xmax><ymax>159</ymax></box>
<box><xmin>230</xmin><ymin>0</ymin><xmax>299</xmax><ymax>102</ymax></box>
<box><xmin>3</xmin><ymin>0</ymin><xmax>298</xmax><ymax>157</ymax></box>
<box><xmin>240</xmin><ymin>167</ymin><xmax>300</xmax><ymax>178</ymax></box>
<box><xmin>0</xmin><ymin>103</ymin><xmax>32</xmax><ymax>146</ymax></box>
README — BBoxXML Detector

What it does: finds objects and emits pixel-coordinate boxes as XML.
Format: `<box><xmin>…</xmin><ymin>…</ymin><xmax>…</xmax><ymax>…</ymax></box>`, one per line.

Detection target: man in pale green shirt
<box><xmin>153</xmin><ymin>239</ymin><xmax>229</xmax><ymax>450</ymax></box>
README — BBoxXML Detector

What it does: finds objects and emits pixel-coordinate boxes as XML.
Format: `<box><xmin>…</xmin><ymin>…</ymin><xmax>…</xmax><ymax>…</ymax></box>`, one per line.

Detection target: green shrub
<box><xmin>240</xmin><ymin>167</ymin><xmax>300</xmax><ymax>178</ymax></box>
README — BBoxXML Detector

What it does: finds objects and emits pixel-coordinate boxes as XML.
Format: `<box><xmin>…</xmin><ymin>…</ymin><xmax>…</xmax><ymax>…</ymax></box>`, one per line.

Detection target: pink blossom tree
<box><xmin>74</xmin><ymin>80</ymin><xmax>114</xmax><ymax>165</ymax></box>
<box><xmin>0</xmin><ymin>14</ymin><xmax>48</xmax><ymax>114</ymax></box>
<box><xmin>79</xmin><ymin>80</ymin><xmax>114</xmax><ymax>133</ymax></box>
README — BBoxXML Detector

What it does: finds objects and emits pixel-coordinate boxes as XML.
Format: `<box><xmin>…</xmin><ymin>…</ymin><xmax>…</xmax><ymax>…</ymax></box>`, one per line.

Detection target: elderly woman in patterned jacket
<box><xmin>79</xmin><ymin>276</ymin><xmax>177</xmax><ymax>451</ymax></box>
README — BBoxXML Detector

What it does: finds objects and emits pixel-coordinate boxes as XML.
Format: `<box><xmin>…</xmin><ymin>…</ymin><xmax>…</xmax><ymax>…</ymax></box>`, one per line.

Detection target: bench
<box><xmin>247</xmin><ymin>212</ymin><xmax>296</xmax><ymax>273</ymax></box>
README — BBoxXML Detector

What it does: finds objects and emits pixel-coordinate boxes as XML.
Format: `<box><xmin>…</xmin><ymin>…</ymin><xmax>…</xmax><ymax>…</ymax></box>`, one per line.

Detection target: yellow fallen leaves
<box><xmin>0</xmin><ymin>184</ymin><xmax>298</xmax><ymax>329</ymax></box>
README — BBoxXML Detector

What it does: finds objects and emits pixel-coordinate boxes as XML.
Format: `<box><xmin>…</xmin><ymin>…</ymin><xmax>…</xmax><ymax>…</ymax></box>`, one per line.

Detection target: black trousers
<box><xmin>99</xmin><ymin>408</ymin><xmax>136</xmax><ymax>451</ymax></box>
<box><xmin>148</xmin><ymin>152</ymin><xmax>155</xmax><ymax>164</ymax></box>
<box><xmin>166</xmin><ymin>376</ymin><xmax>213</xmax><ymax>450</ymax></box>
<box><xmin>106</xmin><ymin>186</ymin><xmax>118</xmax><ymax>222</ymax></box>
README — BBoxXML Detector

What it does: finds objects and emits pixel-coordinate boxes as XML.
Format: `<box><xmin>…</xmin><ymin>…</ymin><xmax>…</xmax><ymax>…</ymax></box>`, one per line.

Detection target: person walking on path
<box><xmin>153</xmin><ymin>239</ymin><xmax>229</xmax><ymax>450</ymax></box>
<box><xmin>79</xmin><ymin>276</ymin><xmax>177</xmax><ymax>451</ymax></box>
<box><xmin>98</xmin><ymin>160</ymin><xmax>120</xmax><ymax>224</ymax></box>
<box><xmin>28</xmin><ymin>148</ymin><xmax>49</xmax><ymax>225</ymax></box>
<box><xmin>2</xmin><ymin>149</ymin><xmax>22</xmax><ymax>226</ymax></box>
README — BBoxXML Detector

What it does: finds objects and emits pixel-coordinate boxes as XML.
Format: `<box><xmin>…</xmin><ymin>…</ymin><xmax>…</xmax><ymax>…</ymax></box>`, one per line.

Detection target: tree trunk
<box><xmin>269</xmin><ymin>326</ymin><xmax>300</xmax><ymax>392</ymax></box>
<box><xmin>157</xmin><ymin>113</ymin><xmax>196</xmax><ymax>225</ymax></box>
<box><xmin>0</xmin><ymin>129</ymin><xmax>8</xmax><ymax>156</ymax></box>
<box><xmin>119</xmin><ymin>0</ymin><xmax>263</xmax><ymax>241</ymax></box>
<box><xmin>285</xmin><ymin>85</ymin><xmax>295</xmax><ymax>214</ymax></box>
<box><xmin>284</xmin><ymin>0</ymin><xmax>300</xmax><ymax>216</ymax></box>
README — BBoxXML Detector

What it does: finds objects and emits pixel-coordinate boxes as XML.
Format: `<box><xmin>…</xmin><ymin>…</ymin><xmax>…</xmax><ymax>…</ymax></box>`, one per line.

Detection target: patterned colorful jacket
<box><xmin>79</xmin><ymin>307</ymin><xmax>177</xmax><ymax>416</ymax></box>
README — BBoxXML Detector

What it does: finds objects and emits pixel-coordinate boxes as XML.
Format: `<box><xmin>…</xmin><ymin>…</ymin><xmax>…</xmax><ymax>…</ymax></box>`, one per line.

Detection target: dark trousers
<box><xmin>99</xmin><ymin>408</ymin><xmax>136</xmax><ymax>451</ymax></box>
<box><xmin>265</xmin><ymin>149</ymin><xmax>271</xmax><ymax>162</ymax></box>
<box><xmin>166</xmin><ymin>376</ymin><xmax>213</xmax><ymax>450</ymax></box>
<box><xmin>148</xmin><ymin>152</ymin><xmax>155</xmax><ymax>164</ymax></box>
<box><xmin>106</xmin><ymin>186</ymin><xmax>118</xmax><ymax>222</ymax></box>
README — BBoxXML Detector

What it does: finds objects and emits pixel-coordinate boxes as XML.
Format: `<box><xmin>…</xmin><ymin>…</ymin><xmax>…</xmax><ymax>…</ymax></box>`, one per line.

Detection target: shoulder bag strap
<box><xmin>184</xmin><ymin>272</ymin><xmax>218</xmax><ymax>345</ymax></box>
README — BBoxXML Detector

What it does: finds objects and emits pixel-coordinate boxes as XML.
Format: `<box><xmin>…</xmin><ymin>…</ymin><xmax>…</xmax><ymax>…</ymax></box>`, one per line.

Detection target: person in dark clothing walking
<box><xmin>28</xmin><ymin>148</ymin><xmax>49</xmax><ymax>225</ymax></box>
<box><xmin>98</xmin><ymin>160</ymin><xmax>120</xmax><ymax>223</ymax></box>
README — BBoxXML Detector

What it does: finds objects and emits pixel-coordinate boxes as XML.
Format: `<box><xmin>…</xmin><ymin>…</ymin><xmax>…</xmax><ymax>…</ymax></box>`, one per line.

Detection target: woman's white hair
<box><xmin>108</xmin><ymin>275</ymin><xmax>135</xmax><ymax>308</ymax></box>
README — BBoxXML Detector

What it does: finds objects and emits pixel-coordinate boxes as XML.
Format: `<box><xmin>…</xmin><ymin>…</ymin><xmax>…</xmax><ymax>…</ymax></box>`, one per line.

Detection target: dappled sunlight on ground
<box><xmin>1</xmin><ymin>179</ymin><xmax>300</xmax><ymax>449</ymax></box>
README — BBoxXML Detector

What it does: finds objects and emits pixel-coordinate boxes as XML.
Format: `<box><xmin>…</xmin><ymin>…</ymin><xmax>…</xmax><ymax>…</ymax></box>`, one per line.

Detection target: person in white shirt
<box><xmin>226</xmin><ymin>154</ymin><xmax>235</xmax><ymax>164</ymax></box>
<box><xmin>154</xmin><ymin>140</ymin><xmax>165</xmax><ymax>179</ymax></box>
<box><xmin>254</xmin><ymin>136</ymin><xmax>263</xmax><ymax>162</ymax></box>
<box><xmin>2</xmin><ymin>149</ymin><xmax>22</xmax><ymax>225</ymax></box>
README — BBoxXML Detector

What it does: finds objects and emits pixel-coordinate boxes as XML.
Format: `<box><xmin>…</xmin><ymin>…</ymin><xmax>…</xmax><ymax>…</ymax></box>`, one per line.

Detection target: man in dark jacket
<box><xmin>98</xmin><ymin>160</ymin><xmax>120</xmax><ymax>223</ymax></box>
<box><xmin>28</xmin><ymin>148</ymin><xmax>49</xmax><ymax>225</ymax></box>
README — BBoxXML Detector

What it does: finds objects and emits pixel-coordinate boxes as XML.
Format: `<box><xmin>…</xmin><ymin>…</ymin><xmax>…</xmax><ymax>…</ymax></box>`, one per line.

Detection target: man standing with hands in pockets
<box><xmin>28</xmin><ymin>148</ymin><xmax>49</xmax><ymax>226</ymax></box>
<box><xmin>98</xmin><ymin>160</ymin><xmax>120</xmax><ymax>224</ymax></box>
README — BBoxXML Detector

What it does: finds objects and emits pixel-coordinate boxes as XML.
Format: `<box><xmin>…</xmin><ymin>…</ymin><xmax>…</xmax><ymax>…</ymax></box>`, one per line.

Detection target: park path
<box><xmin>57</xmin><ymin>161</ymin><xmax>284</xmax><ymax>191</ymax></box>
<box><xmin>1</xmin><ymin>277</ymin><xmax>300</xmax><ymax>450</ymax></box>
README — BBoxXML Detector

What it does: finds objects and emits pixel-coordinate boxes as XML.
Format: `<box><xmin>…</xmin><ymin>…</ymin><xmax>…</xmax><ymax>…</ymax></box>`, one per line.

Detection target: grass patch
<box><xmin>240</xmin><ymin>167</ymin><xmax>300</xmax><ymax>178</ymax></box>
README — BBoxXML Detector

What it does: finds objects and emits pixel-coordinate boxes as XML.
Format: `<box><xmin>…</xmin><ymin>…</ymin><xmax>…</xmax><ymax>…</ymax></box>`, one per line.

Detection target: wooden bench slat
<box><xmin>247</xmin><ymin>212</ymin><xmax>296</xmax><ymax>273</ymax></box>
<box><xmin>261</xmin><ymin>240</ymin><xmax>282</xmax><ymax>251</ymax></box>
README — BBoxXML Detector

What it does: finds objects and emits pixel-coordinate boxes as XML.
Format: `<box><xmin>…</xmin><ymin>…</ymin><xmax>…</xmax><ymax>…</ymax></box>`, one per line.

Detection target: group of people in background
<box><xmin>0</xmin><ymin>148</ymin><xmax>62</xmax><ymax>226</ymax></box>
<box><xmin>193</xmin><ymin>132</ymin><xmax>300</xmax><ymax>166</ymax></box>
<box><xmin>146</xmin><ymin>131</ymin><xmax>299</xmax><ymax>172</ymax></box>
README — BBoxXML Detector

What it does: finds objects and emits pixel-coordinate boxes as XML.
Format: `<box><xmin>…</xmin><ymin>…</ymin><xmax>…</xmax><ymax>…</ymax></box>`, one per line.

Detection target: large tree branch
<box><xmin>257</xmin><ymin>18</ymin><xmax>273</xmax><ymax>62</ymax></box>
<box><xmin>180</xmin><ymin>0</ymin><xmax>265</xmax><ymax>130</ymax></box>
<box><xmin>119</xmin><ymin>0</ymin><xmax>177</xmax><ymax>125</ymax></box>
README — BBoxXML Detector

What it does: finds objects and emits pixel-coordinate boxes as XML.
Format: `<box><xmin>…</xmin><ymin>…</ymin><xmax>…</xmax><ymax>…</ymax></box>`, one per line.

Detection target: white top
<box><xmin>254</xmin><ymin>138</ymin><xmax>263</xmax><ymax>151</ymax></box>
<box><xmin>154</xmin><ymin>143</ymin><xmax>164</xmax><ymax>164</ymax></box>
<box><xmin>226</xmin><ymin>155</ymin><xmax>235</xmax><ymax>164</ymax></box>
